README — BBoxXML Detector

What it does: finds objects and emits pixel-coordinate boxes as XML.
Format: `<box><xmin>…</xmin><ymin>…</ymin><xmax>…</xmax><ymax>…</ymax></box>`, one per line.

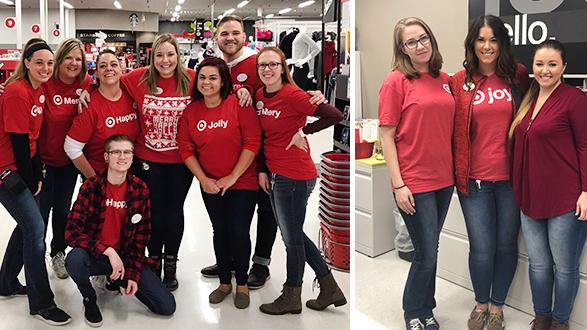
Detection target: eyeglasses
<box><xmin>257</xmin><ymin>62</ymin><xmax>281</xmax><ymax>71</ymax></box>
<box><xmin>403</xmin><ymin>34</ymin><xmax>431</xmax><ymax>49</ymax></box>
<box><xmin>107</xmin><ymin>149</ymin><xmax>133</xmax><ymax>157</ymax></box>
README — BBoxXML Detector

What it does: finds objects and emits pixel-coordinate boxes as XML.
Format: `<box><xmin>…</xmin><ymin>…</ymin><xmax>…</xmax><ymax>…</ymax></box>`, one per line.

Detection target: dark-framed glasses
<box><xmin>257</xmin><ymin>62</ymin><xmax>281</xmax><ymax>71</ymax></box>
<box><xmin>403</xmin><ymin>34</ymin><xmax>431</xmax><ymax>49</ymax></box>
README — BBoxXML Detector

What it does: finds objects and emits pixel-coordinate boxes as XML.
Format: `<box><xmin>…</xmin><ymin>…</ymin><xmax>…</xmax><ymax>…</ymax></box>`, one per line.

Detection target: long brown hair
<box><xmin>53</xmin><ymin>38</ymin><xmax>87</xmax><ymax>82</ymax></box>
<box><xmin>508</xmin><ymin>40</ymin><xmax>567</xmax><ymax>139</ymax></box>
<box><xmin>392</xmin><ymin>17</ymin><xmax>443</xmax><ymax>80</ymax></box>
<box><xmin>256</xmin><ymin>47</ymin><xmax>298</xmax><ymax>87</ymax></box>
<box><xmin>6</xmin><ymin>38</ymin><xmax>48</xmax><ymax>85</ymax></box>
<box><xmin>140</xmin><ymin>33</ymin><xmax>191</xmax><ymax>96</ymax></box>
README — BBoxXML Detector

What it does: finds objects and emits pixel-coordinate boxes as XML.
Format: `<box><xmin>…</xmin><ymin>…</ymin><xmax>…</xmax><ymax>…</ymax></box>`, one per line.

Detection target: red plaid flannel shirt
<box><xmin>66</xmin><ymin>173</ymin><xmax>153</xmax><ymax>284</ymax></box>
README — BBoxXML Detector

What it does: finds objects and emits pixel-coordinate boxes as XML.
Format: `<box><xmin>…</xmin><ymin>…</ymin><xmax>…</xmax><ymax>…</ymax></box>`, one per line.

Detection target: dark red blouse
<box><xmin>512</xmin><ymin>83</ymin><xmax>587</xmax><ymax>219</ymax></box>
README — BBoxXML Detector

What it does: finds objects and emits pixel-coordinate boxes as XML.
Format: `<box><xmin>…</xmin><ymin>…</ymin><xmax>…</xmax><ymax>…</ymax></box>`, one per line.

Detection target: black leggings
<box><xmin>132</xmin><ymin>158</ymin><xmax>193</xmax><ymax>257</ymax></box>
<box><xmin>201</xmin><ymin>188</ymin><xmax>256</xmax><ymax>285</ymax></box>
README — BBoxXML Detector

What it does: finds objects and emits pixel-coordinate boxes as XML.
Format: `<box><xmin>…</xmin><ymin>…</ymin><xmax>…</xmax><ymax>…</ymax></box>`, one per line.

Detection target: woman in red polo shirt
<box><xmin>254</xmin><ymin>47</ymin><xmax>345</xmax><ymax>316</ymax></box>
<box><xmin>378</xmin><ymin>17</ymin><xmax>455</xmax><ymax>330</ymax></box>
<box><xmin>38</xmin><ymin>38</ymin><xmax>92</xmax><ymax>280</ymax></box>
<box><xmin>510</xmin><ymin>40</ymin><xmax>587</xmax><ymax>330</ymax></box>
<box><xmin>65</xmin><ymin>49</ymin><xmax>139</xmax><ymax>178</ymax></box>
<box><xmin>450</xmin><ymin>15</ymin><xmax>530</xmax><ymax>330</ymax></box>
<box><xmin>177</xmin><ymin>57</ymin><xmax>260</xmax><ymax>309</ymax></box>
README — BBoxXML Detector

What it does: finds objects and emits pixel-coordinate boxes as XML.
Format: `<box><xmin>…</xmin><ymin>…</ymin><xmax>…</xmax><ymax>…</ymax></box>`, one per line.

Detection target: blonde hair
<box><xmin>140</xmin><ymin>33</ymin><xmax>191</xmax><ymax>96</ymax></box>
<box><xmin>53</xmin><ymin>38</ymin><xmax>87</xmax><ymax>82</ymax></box>
<box><xmin>392</xmin><ymin>17</ymin><xmax>443</xmax><ymax>80</ymax></box>
<box><xmin>6</xmin><ymin>38</ymin><xmax>48</xmax><ymax>85</ymax></box>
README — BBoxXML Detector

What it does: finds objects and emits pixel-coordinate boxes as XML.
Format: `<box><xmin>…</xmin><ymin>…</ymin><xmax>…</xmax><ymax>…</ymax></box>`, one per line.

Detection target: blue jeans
<box><xmin>201</xmin><ymin>188</ymin><xmax>256</xmax><ymax>285</ymax></box>
<box><xmin>269</xmin><ymin>174</ymin><xmax>329</xmax><ymax>287</ymax></box>
<box><xmin>521</xmin><ymin>211</ymin><xmax>587</xmax><ymax>322</ymax></box>
<box><xmin>398</xmin><ymin>186</ymin><xmax>453</xmax><ymax>321</ymax></box>
<box><xmin>458</xmin><ymin>179</ymin><xmax>520</xmax><ymax>306</ymax></box>
<box><xmin>0</xmin><ymin>185</ymin><xmax>56</xmax><ymax>313</ymax></box>
<box><xmin>65</xmin><ymin>248</ymin><xmax>175</xmax><ymax>315</ymax></box>
<box><xmin>39</xmin><ymin>163</ymin><xmax>79</xmax><ymax>257</ymax></box>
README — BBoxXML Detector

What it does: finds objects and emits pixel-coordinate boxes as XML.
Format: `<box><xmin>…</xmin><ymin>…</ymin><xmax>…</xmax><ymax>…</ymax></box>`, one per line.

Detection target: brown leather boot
<box><xmin>530</xmin><ymin>314</ymin><xmax>552</xmax><ymax>330</ymax></box>
<box><xmin>305</xmin><ymin>272</ymin><xmax>347</xmax><ymax>310</ymax></box>
<box><xmin>550</xmin><ymin>320</ymin><xmax>569</xmax><ymax>330</ymax></box>
<box><xmin>259</xmin><ymin>285</ymin><xmax>302</xmax><ymax>315</ymax></box>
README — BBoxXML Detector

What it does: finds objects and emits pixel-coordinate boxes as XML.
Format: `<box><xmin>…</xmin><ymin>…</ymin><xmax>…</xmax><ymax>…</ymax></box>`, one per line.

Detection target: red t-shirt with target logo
<box><xmin>121</xmin><ymin>67</ymin><xmax>196</xmax><ymax>164</ymax></box>
<box><xmin>67</xmin><ymin>89</ymin><xmax>139</xmax><ymax>174</ymax></box>
<box><xmin>0</xmin><ymin>79</ymin><xmax>45</xmax><ymax>172</ymax></box>
<box><xmin>469</xmin><ymin>73</ymin><xmax>514</xmax><ymax>181</ymax></box>
<box><xmin>378</xmin><ymin>71</ymin><xmax>455</xmax><ymax>193</ymax></box>
<box><xmin>40</xmin><ymin>75</ymin><xmax>93</xmax><ymax>166</ymax></box>
<box><xmin>255</xmin><ymin>83</ymin><xmax>318</xmax><ymax>180</ymax></box>
<box><xmin>100</xmin><ymin>180</ymin><xmax>127</xmax><ymax>251</ymax></box>
<box><xmin>177</xmin><ymin>94</ymin><xmax>261</xmax><ymax>190</ymax></box>
<box><xmin>230</xmin><ymin>55</ymin><xmax>263</xmax><ymax>95</ymax></box>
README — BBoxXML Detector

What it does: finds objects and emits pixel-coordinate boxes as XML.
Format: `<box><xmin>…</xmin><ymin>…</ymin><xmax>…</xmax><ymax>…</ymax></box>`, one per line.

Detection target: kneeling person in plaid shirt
<box><xmin>65</xmin><ymin>134</ymin><xmax>175</xmax><ymax>327</ymax></box>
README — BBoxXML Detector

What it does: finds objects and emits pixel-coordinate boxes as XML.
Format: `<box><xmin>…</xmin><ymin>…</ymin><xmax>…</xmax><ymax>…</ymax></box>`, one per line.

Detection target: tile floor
<box><xmin>0</xmin><ymin>181</ymin><xmax>350</xmax><ymax>329</ymax></box>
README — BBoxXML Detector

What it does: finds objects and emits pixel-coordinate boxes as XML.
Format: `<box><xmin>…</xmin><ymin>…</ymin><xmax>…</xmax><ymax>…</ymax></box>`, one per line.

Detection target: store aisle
<box><xmin>355</xmin><ymin>252</ymin><xmax>533</xmax><ymax>330</ymax></box>
<box><xmin>0</xmin><ymin>181</ymin><xmax>349</xmax><ymax>330</ymax></box>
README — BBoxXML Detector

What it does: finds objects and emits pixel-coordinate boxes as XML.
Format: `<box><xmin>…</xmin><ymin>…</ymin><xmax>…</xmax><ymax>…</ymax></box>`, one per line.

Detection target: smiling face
<box><xmin>475</xmin><ymin>25</ymin><xmax>500</xmax><ymax>70</ymax></box>
<box><xmin>59</xmin><ymin>48</ymin><xmax>82</xmax><ymax>84</ymax></box>
<box><xmin>215</xmin><ymin>20</ymin><xmax>246</xmax><ymax>59</ymax></box>
<box><xmin>197</xmin><ymin>65</ymin><xmax>223</xmax><ymax>99</ymax></box>
<box><xmin>104</xmin><ymin>140</ymin><xmax>134</xmax><ymax>173</ymax></box>
<box><xmin>96</xmin><ymin>53</ymin><xmax>121</xmax><ymax>87</ymax></box>
<box><xmin>533</xmin><ymin>47</ymin><xmax>565</xmax><ymax>90</ymax></box>
<box><xmin>257</xmin><ymin>50</ymin><xmax>284</xmax><ymax>90</ymax></box>
<box><xmin>25</xmin><ymin>49</ymin><xmax>54</xmax><ymax>88</ymax></box>
<box><xmin>153</xmin><ymin>41</ymin><xmax>178</xmax><ymax>78</ymax></box>
<box><xmin>400</xmin><ymin>24</ymin><xmax>432</xmax><ymax>70</ymax></box>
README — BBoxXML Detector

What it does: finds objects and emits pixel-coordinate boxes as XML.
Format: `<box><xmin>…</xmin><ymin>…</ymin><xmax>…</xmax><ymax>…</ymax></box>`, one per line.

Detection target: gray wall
<box><xmin>75</xmin><ymin>10</ymin><xmax>158</xmax><ymax>32</ymax></box>
<box><xmin>0</xmin><ymin>9</ymin><xmax>76</xmax><ymax>47</ymax></box>
<box><xmin>356</xmin><ymin>0</ymin><xmax>468</xmax><ymax>118</ymax></box>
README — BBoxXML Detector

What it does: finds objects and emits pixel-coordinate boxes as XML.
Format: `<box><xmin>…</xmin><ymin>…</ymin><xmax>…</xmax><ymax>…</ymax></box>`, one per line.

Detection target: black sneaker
<box><xmin>201</xmin><ymin>264</ymin><xmax>219</xmax><ymax>278</ymax></box>
<box><xmin>0</xmin><ymin>284</ymin><xmax>26</xmax><ymax>299</ymax></box>
<box><xmin>83</xmin><ymin>297</ymin><xmax>103</xmax><ymax>327</ymax></box>
<box><xmin>247</xmin><ymin>264</ymin><xmax>270</xmax><ymax>289</ymax></box>
<box><xmin>33</xmin><ymin>307</ymin><xmax>72</xmax><ymax>326</ymax></box>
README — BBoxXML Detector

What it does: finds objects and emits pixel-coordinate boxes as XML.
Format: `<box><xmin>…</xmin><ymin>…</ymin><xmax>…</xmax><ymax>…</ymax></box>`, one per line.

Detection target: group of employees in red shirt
<box><xmin>379</xmin><ymin>15</ymin><xmax>587</xmax><ymax>330</ymax></box>
<box><xmin>0</xmin><ymin>14</ymin><xmax>346</xmax><ymax>326</ymax></box>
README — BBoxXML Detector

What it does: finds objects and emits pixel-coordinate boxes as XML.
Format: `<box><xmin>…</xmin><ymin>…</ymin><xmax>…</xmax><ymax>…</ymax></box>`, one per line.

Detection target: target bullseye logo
<box><xmin>105</xmin><ymin>117</ymin><xmax>116</xmax><ymax>128</ymax></box>
<box><xmin>53</xmin><ymin>95</ymin><xmax>63</xmax><ymax>105</ymax></box>
<box><xmin>197</xmin><ymin>120</ymin><xmax>207</xmax><ymax>132</ymax></box>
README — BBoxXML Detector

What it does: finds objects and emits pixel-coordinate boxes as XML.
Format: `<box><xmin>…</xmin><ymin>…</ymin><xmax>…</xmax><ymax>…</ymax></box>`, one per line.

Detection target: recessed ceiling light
<box><xmin>175</xmin><ymin>5</ymin><xmax>181</xmax><ymax>11</ymax></box>
<box><xmin>298</xmin><ymin>1</ymin><xmax>315</xmax><ymax>8</ymax></box>
<box><xmin>278</xmin><ymin>8</ymin><xmax>292</xmax><ymax>14</ymax></box>
<box><xmin>178</xmin><ymin>0</ymin><xmax>185</xmax><ymax>3</ymax></box>
<box><xmin>266</xmin><ymin>14</ymin><xmax>275</xmax><ymax>18</ymax></box>
<box><xmin>237</xmin><ymin>1</ymin><xmax>249</xmax><ymax>8</ymax></box>
<box><xmin>0</xmin><ymin>0</ymin><xmax>14</xmax><ymax>5</ymax></box>
<box><xmin>62</xmin><ymin>1</ymin><xmax>74</xmax><ymax>9</ymax></box>
<box><xmin>225</xmin><ymin>8</ymin><xmax>235</xmax><ymax>15</ymax></box>
<box><xmin>113</xmin><ymin>1</ymin><xmax>122</xmax><ymax>9</ymax></box>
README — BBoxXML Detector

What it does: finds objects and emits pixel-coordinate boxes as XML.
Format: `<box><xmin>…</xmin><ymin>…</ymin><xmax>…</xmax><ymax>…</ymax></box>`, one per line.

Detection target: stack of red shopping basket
<box><xmin>318</xmin><ymin>152</ymin><xmax>350</xmax><ymax>271</ymax></box>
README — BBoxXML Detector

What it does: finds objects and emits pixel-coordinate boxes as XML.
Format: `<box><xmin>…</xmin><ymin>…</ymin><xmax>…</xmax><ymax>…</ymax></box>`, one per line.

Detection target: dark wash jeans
<box><xmin>457</xmin><ymin>179</ymin><xmax>520</xmax><ymax>306</ymax></box>
<box><xmin>65</xmin><ymin>248</ymin><xmax>175</xmax><ymax>315</ymax></box>
<box><xmin>397</xmin><ymin>185</ymin><xmax>453</xmax><ymax>321</ymax></box>
<box><xmin>201</xmin><ymin>188</ymin><xmax>257</xmax><ymax>285</ymax></box>
<box><xmin>39</xmin><ymin>163</ymin><xmax>79</xmax><ymax>257</ymax></box>
<box><xmin>269</xmin><ymin>173</ymin><xmax>329</xmax><ymax>287</ymax></box>
<box><xmin>252</xmin><ymin>189</ymin><xmax>278</xmax><ymax>266</ymax></box>
<box><xmin>0</xmin><ymin>184</ymin><xmax>57</xmax><ymax>314</ymax></box>
<box><xmin>132</xmin><ymin>157</ymin><xmax>193</xmax><ymax>257</ymax></box>
<box><xmin>521</xmin><ymin>211</ymin><xmax>587</xmax><ymax>322</ymax></box>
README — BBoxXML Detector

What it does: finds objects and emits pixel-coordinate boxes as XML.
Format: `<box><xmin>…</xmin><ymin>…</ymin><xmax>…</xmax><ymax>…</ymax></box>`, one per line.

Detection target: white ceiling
<box><xmin>12</xmin><ymin>0</ymin><xmax>323</xmax><ymax>20</ymax></box>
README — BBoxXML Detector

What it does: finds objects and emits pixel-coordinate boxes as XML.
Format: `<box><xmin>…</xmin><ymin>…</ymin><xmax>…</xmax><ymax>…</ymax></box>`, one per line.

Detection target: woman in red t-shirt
<box><xmin>0</xmin><ymin>38</ymin><xmax>71</xmax><ymax>325</ymax></box>
<box><xmin>177</xmin><ymin>57</ymin><xmax>261</xmax><ymax>309</ymax></box>
<box><xmin>254</xmin><ymin>47</ymin><xmax>346</xmax><ymax>316</ymax></box>
<box><xmin>378</xmin><ymin>17</ymin><xmax>455</xmax><ymax>330</ymax></box>
<box><xmin>510</xmin><ymin>40</ymin><xmax>587</xmax><ymax>329</ymax></box>
<box><xmin>450</xmin><ymin>15</ymin><xmax>530</xmax><ymax>330</ymax></box>
<box><xmin>65</xmin><ymin>49</ymin><xmax>139</xmax><ymax>179</ymax></box>
<box><xmin>121</xmin><ymin>34</ymin><xmax>195</xmax><ymax>291</ymax></box>
<box><xmin>38</xmin><ymin>38</ymin><xmax>92</xmax><ymax>280</ymax></box>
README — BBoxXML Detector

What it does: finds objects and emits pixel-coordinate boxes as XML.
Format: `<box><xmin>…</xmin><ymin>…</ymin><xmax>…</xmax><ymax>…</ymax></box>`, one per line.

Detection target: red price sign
<box><xmin>52</xmin><ymin>29</ymin><xmax>60</xmax><ymax>37</ymax></box>
<box><xmin>4</xmin><ymin>17</ymin><xmax>15</xmax><ymax>29</ymax></box>
<box><xmin>32</xmin><ymin>24</ymin><xmax>40</xmax><ymax>33</ymax></box>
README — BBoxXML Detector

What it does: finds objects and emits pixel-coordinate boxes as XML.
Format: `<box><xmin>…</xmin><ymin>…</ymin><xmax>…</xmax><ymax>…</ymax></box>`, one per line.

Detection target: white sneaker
<box><xmin>51</xmin><ymin>251</ymin><xmax>69</xmax><ymax>279</ymax></box>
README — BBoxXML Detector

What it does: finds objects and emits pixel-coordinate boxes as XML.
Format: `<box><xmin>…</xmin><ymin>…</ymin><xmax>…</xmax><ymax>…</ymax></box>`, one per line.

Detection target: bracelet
<box><xmin>298</xmin><ymin>128</ymin><xmax>307</xmax><ymax>137</ymax></box>
<box><xmin>394</xmin><ymin>184</ymin><xmax>406</xmax><ymax>190</ymax></box>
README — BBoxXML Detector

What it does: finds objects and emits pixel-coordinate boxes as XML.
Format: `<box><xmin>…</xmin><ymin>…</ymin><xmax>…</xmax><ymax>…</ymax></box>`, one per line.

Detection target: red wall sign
<box><xmin>4</xmin><ymin>17</ymin><xmax>15</xmax><ymax>29</ymax></box>
<box><xmin>32</xmin><ymin>24</ymin><xmax>40</xmax><ymax>33</ymax></box>
<box><xmin>52</xmin><ymin>29</ymin><xmax>60</xmax><ymax>37</ymax></box>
